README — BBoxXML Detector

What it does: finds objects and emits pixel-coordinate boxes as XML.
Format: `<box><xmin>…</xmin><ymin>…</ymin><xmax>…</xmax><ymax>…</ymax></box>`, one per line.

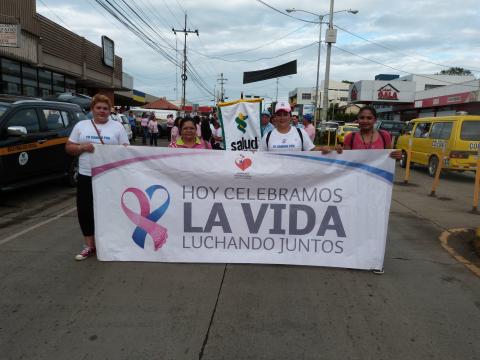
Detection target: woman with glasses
<box><xmin>343</xmin><ymin>106</ymin><xmax>402</xmax><ymax>159</ymax></box>
<box><xmin>168</xmin><ymin>118</ymin><xmax>212</xmax><ymax>149</ymax></box>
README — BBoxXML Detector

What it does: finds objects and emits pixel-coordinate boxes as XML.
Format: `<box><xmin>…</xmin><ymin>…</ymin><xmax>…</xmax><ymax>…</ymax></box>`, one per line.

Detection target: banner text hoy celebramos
<box><xmin>181</xmin><ymin>185</ymin><xmax>346</xmax><ymax>255</ymax></box>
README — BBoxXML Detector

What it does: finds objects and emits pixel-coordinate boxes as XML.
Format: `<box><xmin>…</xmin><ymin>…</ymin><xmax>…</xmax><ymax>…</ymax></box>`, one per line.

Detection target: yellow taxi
<box><xmin>336</xmin><ymin>123</ymin><xmax>359</xmax><ymax>145</ymax></box>
<box><xmin>396</xmin><ymin>115</ymin><xmax>480</xmax><ymax>176</ymax></box>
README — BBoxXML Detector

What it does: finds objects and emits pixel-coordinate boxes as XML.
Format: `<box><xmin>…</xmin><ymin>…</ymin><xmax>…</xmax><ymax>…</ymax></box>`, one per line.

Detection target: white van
<box><xmin>130</xmin><ymin>107</ymin><xmax>178</xmax><ymax>120</ymax></box>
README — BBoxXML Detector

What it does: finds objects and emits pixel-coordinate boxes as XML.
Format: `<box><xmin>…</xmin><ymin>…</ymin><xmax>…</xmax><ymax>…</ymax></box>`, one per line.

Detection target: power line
<box><xmin>192</xmin><ymin>23</ymin><xmax>310</xmax><ymax>58</ymax></box>
<box><xmin>94</xmin><ymin>0</ymin><xmax>214</xmax><ymax>99</ymax></box>
<box><xmin>256</xmin><ymin>0</ymin><xmax>319</xmax><ymax>24</ymax></box>
<box><xmin>333</xmin><ymin>45</ymin><xmax>480</xmax><ymax>87</ymax></box>
<box><xmin>118</xmin><ymin>0</ymin><xmax>177</xmax><ymax>51</ymax></box>
<box><xmin>172</xmin><ymin>0</ymin><xmax>219</xmax><ymax>81</ymax></box>
<box><xmin>217</xmin><ymin>73</ymin><xmax>228</xmax><ymax>102</ymax></box>
<box><xmin>335</xmin><ymin>25</ymin><xmax>480</xmax><ymax>73</ymax></box>
<box><xmin>193</xmin><ymin>41</ymin><xmax>318</xmax><ymax>63</ymax></box>
<box><xmin>37</xmin><ymin>0</ymin><xmax>74</xmax><ymax>31</ymax></box>
<box><xmin>173</xmin><ymin>14</ymin><xmax>199</xmax><ymax>109</ymax></box>
<box><xmin>130</xmin><ymin>0</ymin><xmax>215</xmax><ymax>95</ymax></box>
<box><xmin>257</xmin><ymin>0</ymin><xmax>480</xmax><ymax>75</ymax></box>
<box><xmin>160</xmin><ymin>0</ymin><xmax>184</xmax><ymax>28</ymax></box>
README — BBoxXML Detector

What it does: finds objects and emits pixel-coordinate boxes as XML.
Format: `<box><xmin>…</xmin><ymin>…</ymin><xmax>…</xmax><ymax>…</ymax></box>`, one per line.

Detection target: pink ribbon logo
<box><xmin>121</xmin><ymin>185</ymin><xmax>170</xmax><ymax>251</ymax></box>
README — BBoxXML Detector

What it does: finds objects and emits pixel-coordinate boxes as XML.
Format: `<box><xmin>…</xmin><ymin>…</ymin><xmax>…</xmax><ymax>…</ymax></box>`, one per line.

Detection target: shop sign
<box><xmin>377</xmin><ymin>84</ymin><xmax>399</xmax><ymax>100</ymax></box>
<box><xmin>102</xmin><ymin>35</ymin><xmax>115</xmax><ymax>68</ymax></box>
<box><xmin>0</xmin><ymin>24</ymin><xmax>20</xmax><ymax>48</ymax></box>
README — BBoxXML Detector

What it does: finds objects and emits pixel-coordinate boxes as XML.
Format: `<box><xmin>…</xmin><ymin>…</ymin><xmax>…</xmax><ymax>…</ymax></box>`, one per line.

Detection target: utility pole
<box><xmin>217</xmin><ymin>73</ymin><xmax>228</xmax><ymax>102</ymax></box>
<box><xmin>321</xmin><ymin>0</ymin><xmax>336</xmax><ymax>127</ymax></box>
<box><xmin>175</xmin><ymin>37</ymin><xmax>178</xmax><ymax>101</ymax></box>
<box><xmin>275</xmin><ymin>77</ymin><xmax>279</xmax><ymax>102</ymax></box>
<box><xmin>172</xmin><ymin>14</ymin><xmax>198</xmax><ymax>111</ymax></box>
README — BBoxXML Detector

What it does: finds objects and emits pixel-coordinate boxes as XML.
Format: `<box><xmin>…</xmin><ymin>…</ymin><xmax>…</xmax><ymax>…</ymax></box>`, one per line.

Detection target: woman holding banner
<box><xmin>169</xmin><ymin>118</ymin><xmax>212</xmax><ymax>149</ymax></box>
<box><xmin>66</xmin><ymin>94</ymin><xmax>129</xmax><ymax>261</ymax></box>
<box><xmin>341</xmin><ymin>106</ymin><xmax>402</xmax><ymax>159</ymax></box>
<box><xmin>260</xmin><ymin>101</ymin><xmax>315</xmax><ymax>151</ymax></box>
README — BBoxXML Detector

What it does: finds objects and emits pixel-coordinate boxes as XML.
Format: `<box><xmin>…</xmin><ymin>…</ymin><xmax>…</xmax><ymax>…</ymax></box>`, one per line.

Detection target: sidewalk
<box><xmin>393</xmin><ymin>165</ymin><xmax>480</xmax><ymax>230</ymax></box>
<box><xmin>392</xmin><ymin>165</ymin><xmax>480</xmax><ymax>272</ymax></box>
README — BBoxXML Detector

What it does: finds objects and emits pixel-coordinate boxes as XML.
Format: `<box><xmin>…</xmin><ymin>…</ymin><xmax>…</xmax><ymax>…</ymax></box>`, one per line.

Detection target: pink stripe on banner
<box><xmin>91</xmin><ymin>151</ymin><xmax>209</xmax><ymax>177</ymax></box>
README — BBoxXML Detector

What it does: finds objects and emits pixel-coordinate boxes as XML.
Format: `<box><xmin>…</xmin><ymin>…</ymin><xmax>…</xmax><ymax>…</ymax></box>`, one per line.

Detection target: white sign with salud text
<box><xmin>218</xmin><ymin>99</ymin><xmax>262</xmax><ymax>151</ymax></box>
<box><xmin>91</xmin><ymin>146</ymin><xmax>395</xmax><ymax>270</ymax></box>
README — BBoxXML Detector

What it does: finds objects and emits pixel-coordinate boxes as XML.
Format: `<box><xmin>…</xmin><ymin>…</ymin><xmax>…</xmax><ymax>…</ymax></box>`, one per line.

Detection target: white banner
<box><xmin>92</xmin><ymin>146</ymin><xmax>395</xmax><ymax>270</ymax></box>
<box><xmin>218</xmin><ymin>99</ymin><xmax>262</xmax><ymax>151</ymax></box>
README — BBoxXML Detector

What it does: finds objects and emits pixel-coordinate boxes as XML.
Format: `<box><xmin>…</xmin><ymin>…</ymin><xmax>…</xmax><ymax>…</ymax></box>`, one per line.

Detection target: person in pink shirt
<box><xmin>170</xmin><ymin>117</ymin><xmax>181</xmax><ymax>143</ymax></box>
<box><xmin>342</xmin><ymin>106</ymin><xmax>401</xmax><ymax>159</ymax></box>
<box><xmin>147</xmin><ymin>114</ymin><xmax>159</xmax><ymax>146</ymax></box>
<box><xmin>169</xmin><ymin>118</ymin><xmax>212</xmax><ymax>149</ymax></box>
<box><xmin>302</xmin><ymin>114</ymin><xmax>316</xmax><ymax>142</ymax></box>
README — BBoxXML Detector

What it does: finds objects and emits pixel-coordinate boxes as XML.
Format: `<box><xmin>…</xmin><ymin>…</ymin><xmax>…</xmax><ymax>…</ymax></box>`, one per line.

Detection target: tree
<box><xmin>437</xmin><ymin>67</ymin><xmax>472</xmax><ymax>76</ymax></box>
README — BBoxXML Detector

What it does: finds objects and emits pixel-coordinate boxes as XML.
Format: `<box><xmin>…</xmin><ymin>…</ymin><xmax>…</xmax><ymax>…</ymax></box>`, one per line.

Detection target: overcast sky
<box><xmin>37</xmin><ymin>0</ymin><xmax>479</xmax><ymax>105</ymax></box>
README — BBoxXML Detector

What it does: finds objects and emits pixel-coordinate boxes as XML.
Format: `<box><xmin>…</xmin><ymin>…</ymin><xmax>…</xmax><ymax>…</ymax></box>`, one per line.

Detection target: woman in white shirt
<box><xmin>260</xmin><ymin>101</ymin><xmax>315</xmax><ymax>151</ymax></box>
<box><xmin>66</xmin><ymin>94</ymin><xmax>129</xmax><ymax>261</ymax></box>
<box><xmin>211</xmin><ymin>119</ymin><xmax>224</xmax><ymax>149</ymax></box>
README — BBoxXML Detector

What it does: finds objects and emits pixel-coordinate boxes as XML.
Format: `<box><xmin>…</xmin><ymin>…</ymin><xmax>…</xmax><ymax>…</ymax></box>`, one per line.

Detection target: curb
<box><xmin>439</xmin><ymin>228</ymin><xmax>480</xmax><ymax>278</ymax></box>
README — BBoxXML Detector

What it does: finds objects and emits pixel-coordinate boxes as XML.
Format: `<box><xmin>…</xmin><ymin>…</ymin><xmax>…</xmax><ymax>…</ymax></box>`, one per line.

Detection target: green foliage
<box><xmin>437</xmin><ymin>67</ymin><xmax>472</xmax><ymax>76</ymax></box>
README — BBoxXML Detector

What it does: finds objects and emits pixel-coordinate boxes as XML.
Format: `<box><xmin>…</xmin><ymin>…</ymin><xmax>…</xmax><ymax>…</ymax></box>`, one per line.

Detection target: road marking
<box><xmin>439</xmin><ymin>228</ymin><xmax>480</xmax><ymax>278</ymax></box>
<box><xmin>0</xmin><ymin>207</ymin><xmax>77</xmax><ymax>246</ymax></box>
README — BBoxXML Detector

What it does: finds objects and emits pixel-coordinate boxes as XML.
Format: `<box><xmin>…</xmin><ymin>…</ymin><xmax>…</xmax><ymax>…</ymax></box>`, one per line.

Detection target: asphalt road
<box><xmin>0</xmin><ymin>159</ymin><xmax>479</xmax><ymax>360</ymax></box>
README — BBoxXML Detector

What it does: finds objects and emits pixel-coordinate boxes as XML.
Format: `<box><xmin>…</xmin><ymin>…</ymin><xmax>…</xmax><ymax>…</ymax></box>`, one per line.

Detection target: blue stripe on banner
<box><xmin>272</xmin><ymin>153</ymin><xmax>394</xmax><ymax>183</ymax></box>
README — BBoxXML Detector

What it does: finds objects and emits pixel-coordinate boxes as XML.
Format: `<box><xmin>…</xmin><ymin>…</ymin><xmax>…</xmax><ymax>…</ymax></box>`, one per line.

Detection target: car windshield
<box><xmin>75</xmin><ymin>112</ymin><xmax>87</xmax><ymax>121</ymax></box>
<box><xmin>460</xmin><ymin>121</ymin><xmax>480</xmax><ymax>141</ymax></box>
<box><xmin>326</xmin><ymin>122</ymin><xmax>338</xmax><ymax>128</ymax></box>
<box><xmin>0</xmin><ymin>104</ymin><xmax>10</xmax><ymax>119</ymax></box>
<box><xmin>381</xmin><ymin>122</ymin><xmax>404</xmax><ymax>130</ymax></box>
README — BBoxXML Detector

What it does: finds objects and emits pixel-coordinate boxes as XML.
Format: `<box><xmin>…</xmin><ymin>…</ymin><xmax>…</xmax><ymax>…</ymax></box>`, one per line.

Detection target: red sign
<box><xmin>350</xmin><ymin>85</ymin><xmax>358</xmax><ymax>101</ymax></box>
<box><xmin>377</xmin><ymin>84</ymin><xmax>399</xmax><ymax>100</ymax></box>
<box><xmin>421</xmin><ymin>91</ymin><xmax>474</xmax><ymax>107</ymax></box>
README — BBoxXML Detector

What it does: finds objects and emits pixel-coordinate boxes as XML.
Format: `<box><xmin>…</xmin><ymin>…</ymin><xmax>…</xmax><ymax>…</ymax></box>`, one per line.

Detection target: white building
<box><xmin>288</xmin><ymin>80</ymin><xmax>350</xmax><ymax>115</ymax></box>
<box><xmin>348</xmin><ymin>75</ymin><xmax>480</xmax><ymax>121</ymax></box>
<box><xmin>398</xmin><ymin>74</ymin><xmax>476</xmax><ymax>92</ymax></box>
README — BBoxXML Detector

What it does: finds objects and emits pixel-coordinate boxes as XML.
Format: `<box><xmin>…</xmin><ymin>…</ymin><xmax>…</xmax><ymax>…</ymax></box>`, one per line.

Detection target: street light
<box><xmin>286</xmin><ymin>6</ymin><xmax>358</xmax><ymax>130</ymax></box>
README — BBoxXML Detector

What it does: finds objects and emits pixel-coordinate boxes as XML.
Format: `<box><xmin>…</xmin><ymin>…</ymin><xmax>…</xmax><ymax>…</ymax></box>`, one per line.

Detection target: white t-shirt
<box><xmin>260</xmin><ymin>126</ymin><xmax>314</xmax><ymax>151</ymax></box>
<box><xmin>69</xmin><ymin>119</ymin><xmax>129</xmax><ymax>176</ymax></box>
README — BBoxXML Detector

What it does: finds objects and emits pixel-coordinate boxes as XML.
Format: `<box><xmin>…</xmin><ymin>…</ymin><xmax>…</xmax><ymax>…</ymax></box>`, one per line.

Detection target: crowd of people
<box><xmin>67</xmin><ymin>94</ymin><xmax>401</xmax><ymax>261</ymax></box>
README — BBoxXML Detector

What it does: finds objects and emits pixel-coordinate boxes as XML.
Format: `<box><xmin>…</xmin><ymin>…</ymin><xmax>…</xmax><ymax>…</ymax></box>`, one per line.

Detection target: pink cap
<box><xmin>275</xmin><ymin>100</ymin><xmax>291</xmax><ymax>113</ymax></box>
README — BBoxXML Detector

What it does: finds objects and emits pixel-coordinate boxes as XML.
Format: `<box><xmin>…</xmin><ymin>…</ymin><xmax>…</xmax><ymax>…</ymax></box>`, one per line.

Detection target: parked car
<box><xmin>396</xmin><ymin>115</ymin><xmax>480</xmax><ymax>176</ymax></box>
<box><xmin>336</xmin><ymin>123</ymin><xmax>359</xmax><ymax>145</ymax></box>
<box><xmin>0</xmin><ymin>96</ymin><xmax>86</xmax><ymax>191</ymax></box>
<box><xmin>375</xmin><ymin>120</ymin><xmax>405</xmax><ymax>140</ymax></box>
<box><xmin>316</xmin><ymin>121</ymin><xmax>339</xmax><ymax>132</ymax></box>
<box><xmin>44</xmin><ymin>92</ymin><xmax>92</xmax><ymax>112</ymax></box>
<box><xmin>110</xmin><ymin>114</ymin><xmax>132</xmax><ymax>141</ymax></box>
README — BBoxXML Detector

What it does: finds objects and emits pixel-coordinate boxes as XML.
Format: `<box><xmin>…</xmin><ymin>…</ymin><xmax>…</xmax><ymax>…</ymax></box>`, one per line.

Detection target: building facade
<box><xmin>0</xmin><ymin>0</ymin><xmax>131</xmax><ymax>104</ymax></box>
<box><xmin>289</xmin><ymin>80</ymin><xmax>350</xmax><ymax>116</ymax></box>
<box><xmin>349</xmin><ymin>75</ymin><xmax>479</xmax><ymax>121</ymax></box>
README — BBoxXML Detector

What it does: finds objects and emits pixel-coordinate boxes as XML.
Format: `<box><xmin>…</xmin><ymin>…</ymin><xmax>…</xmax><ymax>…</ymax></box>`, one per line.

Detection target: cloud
<box><xmin>37</xmin><ymin>0</ymin><xmax>479</xmax><ymax>104</ymax></box>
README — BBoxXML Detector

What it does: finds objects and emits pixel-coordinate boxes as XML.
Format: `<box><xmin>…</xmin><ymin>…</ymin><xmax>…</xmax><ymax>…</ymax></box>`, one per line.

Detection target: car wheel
<box><xmin>67</xmin><ymin>157</ymin><xmax>79</xmax><ymax>187</ymax></box>
<box><xmin>399</xmin><ymin>151</ymin><xmax>407</xmax><ymax>168</ymax></box>
<box><xmin>428</xmin><ymin>156</ymin><xmax>439</xmax><ymax>177</ymax></box>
